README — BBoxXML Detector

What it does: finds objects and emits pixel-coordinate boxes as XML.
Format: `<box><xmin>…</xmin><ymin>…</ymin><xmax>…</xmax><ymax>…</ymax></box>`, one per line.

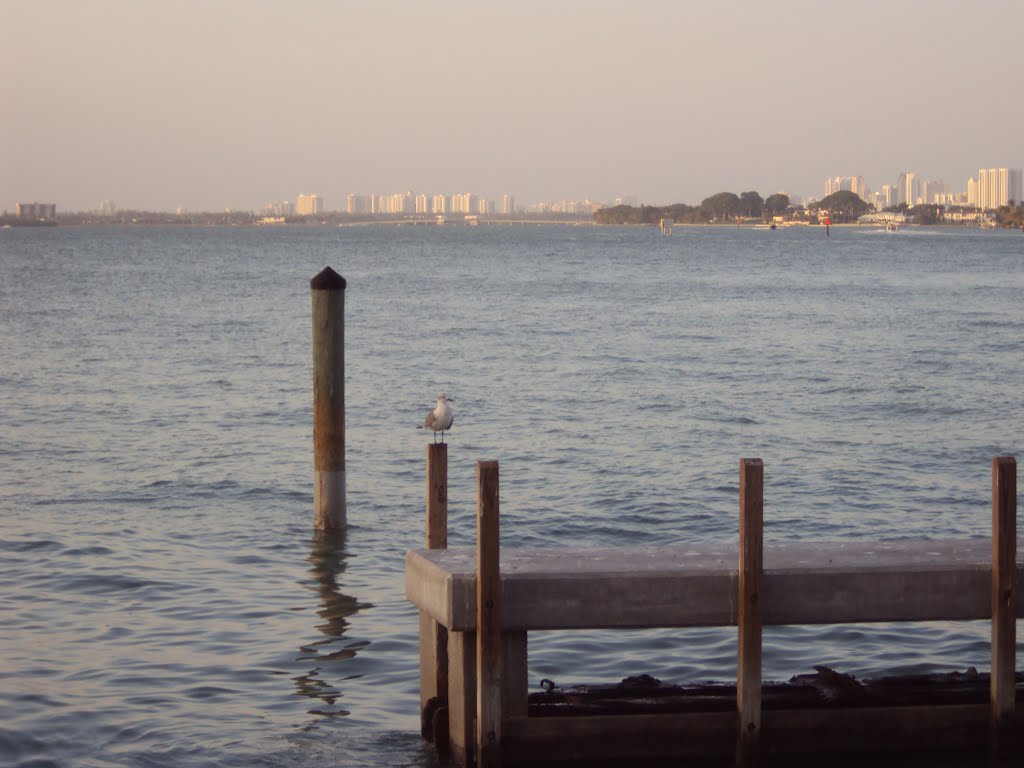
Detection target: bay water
<box><xmin>1</xmin><ymin>224</ymin><xmax>1022</xmax><ymax>767</ymax></box>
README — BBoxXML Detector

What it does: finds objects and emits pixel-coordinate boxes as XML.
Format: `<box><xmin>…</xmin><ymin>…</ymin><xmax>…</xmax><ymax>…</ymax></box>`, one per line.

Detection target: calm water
<box><xmin>1</xmin><ymin>224</ymin><xmax>1021</xmax><ymax>767</ymax></box>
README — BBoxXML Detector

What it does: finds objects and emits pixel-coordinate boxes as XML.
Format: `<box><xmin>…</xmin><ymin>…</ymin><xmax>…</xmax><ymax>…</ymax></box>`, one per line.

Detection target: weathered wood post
<box><xmin>990</xmin><ymin>454</ymin><xmax>1017</xmax><ymax>761</ymax></box>
<box><xmin>310</xmin><ymin>267</ymin><xmax>346</xmax><ymax>530</ymax></box>
<box><xmin>420</xmin><ymin>444</ymin><xmax>449</xmax><ymax>741</ymax></box>
<box><xmin>737</xmin><ymin>458</ymin><xmax>764</xmax><ymax>768</ymax></box>
<box><xmin>476</xmin><ymin>460</ymin><xmax>502</xmax><ymax>768</ymax></box>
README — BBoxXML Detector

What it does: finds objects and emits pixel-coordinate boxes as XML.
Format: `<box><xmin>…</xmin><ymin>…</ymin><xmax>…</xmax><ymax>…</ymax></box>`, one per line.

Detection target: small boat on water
<box><xmin>886</xmin><ymin>222</ymin><xmax>899</xmax><ymax>232</ymax></box>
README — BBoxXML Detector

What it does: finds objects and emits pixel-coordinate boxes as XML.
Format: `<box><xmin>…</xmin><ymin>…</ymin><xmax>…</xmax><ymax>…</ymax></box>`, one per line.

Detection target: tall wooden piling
<box><xmin>310</xmin><ymin>267</ymin><xmax>347</xmax><ymax>530</ymax></box>
<box><xmin>420</xmin><ymin>444</ymin><xmax>449</xmax><ymax>738</ymax></box>
<box><xmin>737</xmin><ymin>458</ymin><xmax>764</xmax><ymax>768</ymax></box>
<box><xmin>990</xmin><ymin>455</ymin><xmax>1017</xmax><ymax>760</ymax></box>
<box><xmin>476</xmin><ymin>460</ymin><xmax>502</xmax><ymax>768</ymax></box>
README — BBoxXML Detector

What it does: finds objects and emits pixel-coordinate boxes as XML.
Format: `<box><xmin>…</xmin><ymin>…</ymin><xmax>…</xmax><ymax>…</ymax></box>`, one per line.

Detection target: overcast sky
<box><xmin>3</xmin><ymin>0</ymin><xmax>1022</xmax><ymax>212</ymax></box>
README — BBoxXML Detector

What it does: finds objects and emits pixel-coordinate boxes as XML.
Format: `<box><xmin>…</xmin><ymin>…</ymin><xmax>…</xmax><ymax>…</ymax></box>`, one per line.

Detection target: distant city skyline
<box><xmin>14</xmin><ymin>162</ymin><xmax>1021</xmax><ymax>217</ymax></box>
<box><xmin>4</xmin><ymin>2</ymin><xmax>1023</xmax><ymax>213</ymax></box>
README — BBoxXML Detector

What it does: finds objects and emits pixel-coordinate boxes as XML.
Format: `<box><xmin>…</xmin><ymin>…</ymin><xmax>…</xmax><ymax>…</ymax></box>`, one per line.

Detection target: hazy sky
<box><xmin>3</xmin><ymin>0</ymin><xmax>1022</xmax><ymax>212</ymax></box>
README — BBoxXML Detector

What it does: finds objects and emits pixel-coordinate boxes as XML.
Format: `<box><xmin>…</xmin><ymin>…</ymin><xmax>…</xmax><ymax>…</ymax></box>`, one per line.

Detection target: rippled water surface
<box><xmin>1</xmin><ymin>224</ymin><xmax>1022</xmax><ymax>767</ymax></box>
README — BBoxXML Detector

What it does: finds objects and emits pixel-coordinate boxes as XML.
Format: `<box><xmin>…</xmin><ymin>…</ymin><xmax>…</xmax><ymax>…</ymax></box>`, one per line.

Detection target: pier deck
<box><xmin>406</xmin><ymin>453</ymin><xmax>1019</xmax><ymax>766</ymax></box>
<box><xmin>407</xmin><ymin>539</ymin><xmax>1023</xmax><ymax>631</ymax></box>
<box><xmin>406</xmin><ymin>539</ymin><xmax>1023</xmax><ymax>765</ymax></box>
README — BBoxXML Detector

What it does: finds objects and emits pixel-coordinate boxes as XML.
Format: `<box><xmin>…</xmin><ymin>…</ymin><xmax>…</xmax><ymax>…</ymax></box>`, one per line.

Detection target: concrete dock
<box><xmin>406</xmin><ymin>454</ymin><xmax>1020</xmax><ymax>766</ymax></box>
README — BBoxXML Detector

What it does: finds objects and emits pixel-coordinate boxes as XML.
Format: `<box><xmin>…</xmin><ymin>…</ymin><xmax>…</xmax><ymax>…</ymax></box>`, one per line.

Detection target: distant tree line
<box><xmin>594</xmin><ymin>187</ymin><xmax>1024</xmax><ymax>229</ymax></box>
<box><xmin>593</xmin><ymin>191</ymin><xmax>791</xmax><ymax>225</ymax></box>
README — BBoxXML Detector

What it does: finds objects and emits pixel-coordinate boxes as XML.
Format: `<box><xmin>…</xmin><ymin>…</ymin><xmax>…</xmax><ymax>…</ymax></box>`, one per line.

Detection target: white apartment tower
<box><xmin>897</xmin><ymin>172</ymin><xmax>920</xmax><ymax>206</ymax></box>
<box><xmin>347</xmin><ymin>194</ymin><xmax>371</xmax><ymax>214</ymax></box>
<box><xmin>451</xmin><ymin>193</ymin><xmax>477</xmax><ymax>214</ymax></box>
<box><xmin>501</xmin><ymin>194</ymin><xmax>515</xmax><ymax>215</ymax></box>
<box><xmin>296</xmin><ymin>194</ymin><xmax>323</xmax><ymax>216</ymax></box>
<box><xmin>977</xmin><ymin>168</ymin><xmax>1022</xmax><ymax>209</ymax></box>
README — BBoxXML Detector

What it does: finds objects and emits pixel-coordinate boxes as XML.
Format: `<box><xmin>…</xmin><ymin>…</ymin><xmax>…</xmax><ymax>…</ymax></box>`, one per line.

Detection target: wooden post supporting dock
<box><xmin>419</xmin><ymin>444</ymin><xmax>449</xmax><ymax>741</ymax></box>
<box><xmin>737</xmin><ymin>458</ymin><xmax>764</xmax><ymax>768</ymax></box>
<box><xmin>990</xmin><ymin>454</ymin><xmax>1017</xmax><ymax>761</ymax></box>
<box><xmin>476</xmin><ymin>461</ymin><xmax>502</xmax><ymax>768</ymax></box>
<box><xmin>310</xmin><ymin>266</ymin><xmax>347</xmax><ymax>530</ymax></box>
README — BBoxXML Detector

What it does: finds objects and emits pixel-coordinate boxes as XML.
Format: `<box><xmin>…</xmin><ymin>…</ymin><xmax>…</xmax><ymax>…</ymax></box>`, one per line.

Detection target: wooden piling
<box><xmin>420</xmin><ymin>443</ymin><xmax>449</xmax><ymax>738</ymax></box>
<box><xmin>476</xmin><ymin>460</ymin><xmax>502</xmax><ymax>768</ymax></box>
<box><xmin>448</xmin><ymin>631</ymin><xmax>476</xmax><ymax>766</ymax></box>
<box><xmin>990</xmin><ymin>455</ymin><xmax>1017</xmax><ymax>760</ymax></box>
<box><xmin>310</xmin><ymin>266</ymin><xmax>347</xmax><ymax>530</ymax></box>
<box><xmin>737</xmin><ymin>458</ymin><xmax>764</xmax><ymax>768</ymax></box>
<box><xmin>427</xmin><ymin>444</ymin><xmax>448</xmax><ymax>549</ymax></box>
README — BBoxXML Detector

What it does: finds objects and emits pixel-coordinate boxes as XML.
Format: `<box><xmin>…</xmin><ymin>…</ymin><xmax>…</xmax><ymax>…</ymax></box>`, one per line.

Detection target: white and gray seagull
<box><xmin>419</xmin><ymin>392</ymin><xmax>454</xmax><ymax>443</ymax></box>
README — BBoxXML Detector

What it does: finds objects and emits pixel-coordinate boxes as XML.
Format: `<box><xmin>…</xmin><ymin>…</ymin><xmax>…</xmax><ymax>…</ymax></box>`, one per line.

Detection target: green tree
<box><xmin>764</xmin><ymin>193</ymin><xmax>790</xmax><ymax>215</ymax></box>
<box><xmin>910</xmin><ymin>204</ymin><xmax>942</xmax><ymax>225</ymax></box>
<box><xmin>812</xmin><ymin>190</ymin><xmax>871</xmax><ymax>222</ymax></box>
<box><xmin>699</xmin><ymin>192</ymin><xmax>741</xmax><ymax>221</ymax></box>
<box><xmin>739</xmin><ymin>191</ymin><xmax>764</xmax><ymax>218</ymax></box>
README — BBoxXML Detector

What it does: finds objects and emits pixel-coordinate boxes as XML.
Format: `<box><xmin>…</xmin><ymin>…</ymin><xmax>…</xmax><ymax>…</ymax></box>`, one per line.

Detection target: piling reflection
<box><xmin>292</xmin><ymin>529</ymin><xmax>372</xmax><ymax>715</ymax></box>
<box><xmin>306</xmin><ymin>529</ymin><xmax>368</xmax><ymax>638</ymax></box>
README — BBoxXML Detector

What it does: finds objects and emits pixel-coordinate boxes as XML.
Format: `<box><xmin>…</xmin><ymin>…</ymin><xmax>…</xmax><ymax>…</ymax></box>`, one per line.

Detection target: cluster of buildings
<box><xmin>261</xmin><ymin>192</ymin><xmax>517</xmax><ymax>217</ymax></box>
<box><xmin>342</xmin><ymin>192</ymin><xmax>513</xmax><ymax>216</ymax></box>
<box><xmin>822</xmin><ymin>168</ymin><xmax>1022</xmax><ymax>211</ymax></box>
<box><xmin>259</xmin><ymin>192</ymin><xmax>615</xmax><ymax>218</ymax></box>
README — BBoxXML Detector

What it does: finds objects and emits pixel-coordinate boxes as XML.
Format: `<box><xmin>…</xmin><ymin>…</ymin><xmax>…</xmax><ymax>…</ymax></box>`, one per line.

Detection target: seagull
<box><xmin>419</xmin><ymin>392</ymin><xmax>454</xmax><ymax>443</ymax></box>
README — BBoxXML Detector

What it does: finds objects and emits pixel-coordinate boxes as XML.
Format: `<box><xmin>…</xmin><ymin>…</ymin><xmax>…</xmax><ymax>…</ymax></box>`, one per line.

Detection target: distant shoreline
<box><xmin>1</xmin><ymin>217</ymin><xmax>1015</xmax><ymax>231</ymax></box>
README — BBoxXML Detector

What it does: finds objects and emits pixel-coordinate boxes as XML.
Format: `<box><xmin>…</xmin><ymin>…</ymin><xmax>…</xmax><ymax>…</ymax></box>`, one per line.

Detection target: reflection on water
<box><xmin>306</xmin><ymin>530</ymin><xmax>371</xmax><ymax>638</ymax></box>
<box><xmin>292</xmin><ymin>531</ymin><xmax>372</xmax><ymax>720</ymax></box>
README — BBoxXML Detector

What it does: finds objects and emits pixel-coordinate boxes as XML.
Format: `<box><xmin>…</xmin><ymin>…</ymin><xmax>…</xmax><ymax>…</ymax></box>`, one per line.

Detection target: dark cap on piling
<box><xmin>310</xmin><ymin>266</ymin><xmax>347</xmax><ymax>291</ymax></box>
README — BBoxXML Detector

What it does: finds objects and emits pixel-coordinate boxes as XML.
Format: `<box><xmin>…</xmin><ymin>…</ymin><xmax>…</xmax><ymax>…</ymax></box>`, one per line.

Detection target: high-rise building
<box><xmin>451</xmin><ymin>193</ymin><xmax>477</xmax><ymax>214</ymax></box>
<box><xmin>347</xmin><ymin>194</ymin><xmax>371</xmax><ymax>214</ymax></box>
<box><xmin>977</xmin><ymin>168</ymin><xmax>1022</xmax><ymax>209</ymax></box>
<box><xmin>880</xmin><ymin>184</ymin><xmax>895</xmax><ymax>208</ymax></box>
<box><xmin>897</xmin><ymin>172</ymin><xmax>920</xmax><ymax>206</ymax></box>
<box><xmin>431</xmin><ymin>194</ymin><xmax>447</xmax><ymax>214</ymax></box>
<box><xmin>967</xmin><ymin>178</ymin><xmax>978</xmax><ymax>207</ymax></box>
<box><xmin>374</xmin><ymin>192</ymin><xmax>413</xmax><ymax>214</ymax></box>
<box><xmin>16</xmin><ymin>202</ymin><xmax>56</xmax><ymax>220</ymax></box>
<box><xmin>922</xmin><ymin>179</ymin><xmax>949</xmax><ymax>204</ymax></box>
<box><xmin>500</xmin><ymin>194</ymin><xmax>515</xmax><ymax>215</ymax></box>
<box><xmin>296</xmin><ymin>194</ymin><xmax>323</xmax><ymax>216</ymax></box>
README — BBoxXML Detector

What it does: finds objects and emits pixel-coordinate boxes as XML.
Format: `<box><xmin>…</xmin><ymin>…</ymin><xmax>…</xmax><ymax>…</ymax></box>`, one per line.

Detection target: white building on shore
<box><xmin>976</xmin><ymin>168</ymin><xmax>1022</xmax><ymax>210</ymax></box>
